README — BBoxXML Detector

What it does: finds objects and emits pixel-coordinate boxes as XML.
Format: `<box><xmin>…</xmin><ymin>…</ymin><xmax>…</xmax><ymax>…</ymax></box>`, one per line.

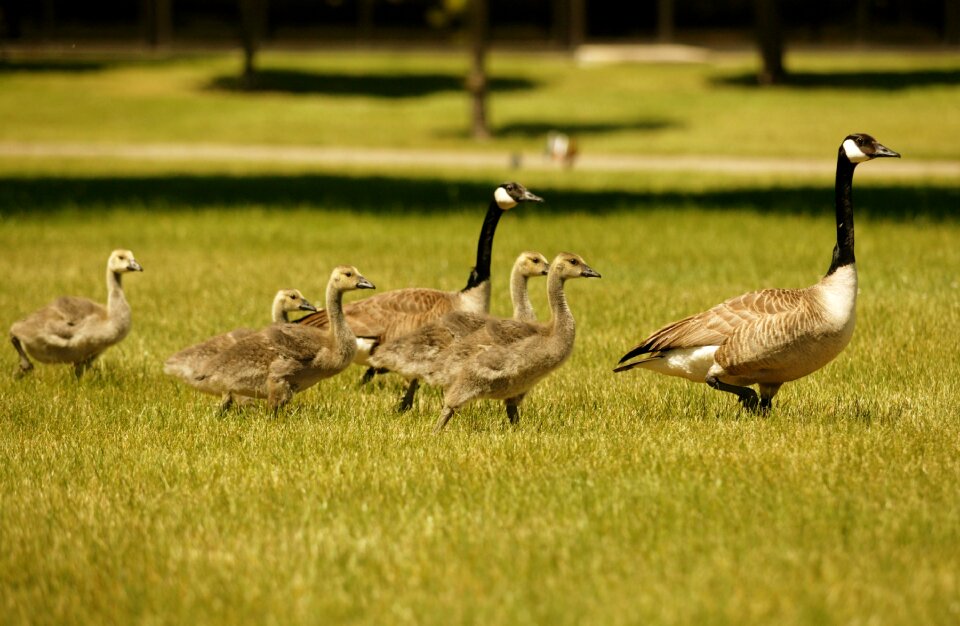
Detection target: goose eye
<box><xmin>344</xmin><ymin>272</ymin><xmax>353</xmax><ymax>278</ymax></box>
<box><xmin>289</xmin><ymin>295</ymin><xmax>296</xmax><ymax>299</ymax></box>
<box><xmin>569</xmin><ymin>258</ymin><xmax>579</xmax><ymax>265</ymax></box>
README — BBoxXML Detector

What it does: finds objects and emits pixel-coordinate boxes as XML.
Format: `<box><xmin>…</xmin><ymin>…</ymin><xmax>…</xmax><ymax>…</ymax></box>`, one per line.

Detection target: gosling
<box><xmin>10</xmin><ymin>249</ymin><xmax>143</xmax><ymax>378</ymax></box>
<box><xmin>191</xmin><ymin>267</ymin><xmax>374</xmax><ymax>413</ymax></box>
<box><xmin>164</xmin><ymin>289</ymin><xmax>317</xmax><ymax>411</ymax></box>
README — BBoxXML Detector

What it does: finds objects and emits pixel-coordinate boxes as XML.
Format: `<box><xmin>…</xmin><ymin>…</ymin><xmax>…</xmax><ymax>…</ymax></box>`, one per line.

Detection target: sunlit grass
<box><xmin>0</xmin><ymin>49</ymin><xmax>958</xmax><ymax>158</ymax></box>
<box><xmin>1</xmin><ymin>161</ymin><xmax>958</xmax><ymax>624</ymax></box>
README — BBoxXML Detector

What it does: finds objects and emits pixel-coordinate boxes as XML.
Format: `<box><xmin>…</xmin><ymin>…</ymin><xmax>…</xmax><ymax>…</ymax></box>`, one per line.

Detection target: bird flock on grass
<box><xmin>8</xmin><ymin>134</ymin><xmax>900</xmax><ymax>431</ymax></box>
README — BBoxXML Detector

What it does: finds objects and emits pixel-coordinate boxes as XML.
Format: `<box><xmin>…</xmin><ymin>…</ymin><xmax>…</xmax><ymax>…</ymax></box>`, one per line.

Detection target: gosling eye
<box><xmin>569</xmin><ymin>258</ymin><xmax>579</xmax><ymax>266</ymax></box>
<box><xmin>289</xmin><ymin>295</ymin><xmax>296</xmax><ymax>300</ymax></box>
<box><xmin>344</xmin><ymin>272</ymin><xmax>353</xmax><ymax>278</ymax></box>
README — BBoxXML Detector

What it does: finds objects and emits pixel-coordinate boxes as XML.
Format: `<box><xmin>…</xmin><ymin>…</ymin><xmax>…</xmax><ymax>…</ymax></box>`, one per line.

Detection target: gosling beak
<box><xmin>357</xmin><ymin>277</ymin><xmax>375</xmax><ymax>290</ymax></box>
<box><xmin>874</xmin><ymin>143</ymin><xmax>901</xmax><ymax>159</ymax></box>
<box><xmin>299</xmin><ymin>301</ymin><xmax>318</xmax><ymax>313</ymax></box>
<box><xmin>581</xmin><ymin>264</ymin><xmax>601</xmax><ymax>279</ymax></box>
<box><xmin>128</xmin><ymin>261</ymin><xmax>143</xmax><ymax>272</ymax></box>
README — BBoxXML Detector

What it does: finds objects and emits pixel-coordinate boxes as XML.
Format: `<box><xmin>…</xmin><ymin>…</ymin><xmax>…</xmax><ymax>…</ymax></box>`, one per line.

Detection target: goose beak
<box><xmin>522</xmin><ymin>190</ymin><xmax>544</xmax><ymax>203</ymax></box>
<box><xmin>874</xmin><ymin>143</ymin><xmax>900</xmax><ymax>159</ymax></box>
<box><xmin>128</xmin><ymin>261</ymin><xmax>143</xmax><ymax>272</ymax></box>
<box><xmin>357</xmin><ymin>277</ymin><xmax>376</xmax><ymax>290</ymax></box>
<box><xmin>581</xmin><ymin>265</ymin><xmax>601</xmax><ymax>279</ymax></box>
<box><xmin>299</xmin><ymin>301</ymin><xmax>318</xmax><ymax>312</ymax></box>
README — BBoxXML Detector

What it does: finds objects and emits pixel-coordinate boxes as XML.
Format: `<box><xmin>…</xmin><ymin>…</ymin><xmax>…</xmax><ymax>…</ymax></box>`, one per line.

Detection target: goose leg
<box><xmin>218</xmin><ymin>393</ymin><xmax>235</xmax><ymax>415</ymax></box>
<box><xmin>758</xmin><ymin>383</ymin><xmax>782</xmax><ymax>413</ymax></box>
<box><xmin>10</xmin><ymin>334</ymin><xmax>33</xmax><ymax>377</ymax></box>
<box><xmin>359</xmin><ymin>367</ymin><xmax>388</xmax><ymax>386</ymax></box>
<box><xmin>706</xmin><ymin>375</ymin><xmax>760</xmax><ymax>413</ymax></box>
<box><xmin>267</xmin><ymin>378</ymin><xmax>294</xmax><ymax>416</ymax></box>
<box><xmin>74</xmin><ymin>356</ymin><xmax>96</xmax><ymax>379</ymax></box>
<box><xmin>397</xmin><ymin>379</ymin><xmax>420</xmax><ymax>413</ymax></box>
<box><xmin>504</xmin><ymin>394</ymin><xmax>525</xmax><ymax>425</ymax></box>
<box><xmin>434</xmin><ymin>406</ymin><xmax>455</xmax><ymax>433</ymax></box>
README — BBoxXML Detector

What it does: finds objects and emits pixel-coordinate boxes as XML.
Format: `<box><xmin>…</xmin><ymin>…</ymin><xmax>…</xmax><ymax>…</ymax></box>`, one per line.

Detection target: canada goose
<box><xmin>407</xmin><ymin>252</ymin><xmax>599</xmax><ymax>433</ymax></box>
<box><xmin>368</xmin><ymin>250</ymin><xmax>550</xmax><ymax>409</ymax></box>
<box><xmin>9</xmin><ymin>249</ymin><xmax>144</xmax><ymax>378</ymax></box>
<box><xmin>296</xmin><ymin>182</ymin><xmax>543</xmax><ymax>409</ymax></box>
<box><xmin>190</xmin><ymin>267</ymin><xmax>374</xmax><ymax>413</ymax></box>
<box><xmin>163</xmin><ymin>289</ymin><xmax>317</xmax><ymax>411</ymax></box>
<box><xmin>615</xmin><ymin>133</ymin><xmax>900</xmax><ymax>412</ymax></box>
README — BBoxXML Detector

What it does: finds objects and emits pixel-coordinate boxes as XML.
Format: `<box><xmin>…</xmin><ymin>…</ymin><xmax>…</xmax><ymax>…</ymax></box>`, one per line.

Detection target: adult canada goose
<box><xmin>615</xmin><ymin>133</ymin><xmax>899</xmax><ymax>411</ymax></box>
<box><xmin>9</xmin><ymin>249</ymin><xmax>144</xmax><ymax>378</ymax></box>
<box><xmin>394</xmin><ymin>252</ymin><xmax>599</xmax><ymax>433</ymax></box>
<box><xmin>368</xmin><ymin>250</ymin><xmax>550</xmax><ymax>409</ymax></box>
<box><xmin>163</xmin><ymin>289</ymin><xmax>317</xmax><ymax>411</ymax></box>
<box><xmin>296</xmin><ymin>182</ymin><xmax>543</xmax><ymax>408</ymax></box>
<box><xmin>191</xmin><ymin>267</ymin><xmax>374</xmax><ymax>413</ymax></box>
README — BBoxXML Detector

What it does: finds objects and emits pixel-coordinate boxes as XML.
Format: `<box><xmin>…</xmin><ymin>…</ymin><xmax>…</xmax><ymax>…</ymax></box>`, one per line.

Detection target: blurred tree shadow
<box><xmin>0</xmin><ymin>173</ymin><xmax>955</xmax><ymax>222</ymax></box>
<box><xmin>207</xmin><ymin>69</ymin><xmax>537</xmax><ymax>98</ymax></box>
<box><xmin>494</xmin><ymin>118</ymin><xmax>677</xmax><ymax>138</ymax></box>
<box><xmin>714</xmin><ymin>69</ymin><xmax>960</xmax><ymax>90</ymax></box>
<box><xmin>0</xmin><ymin>60</ymin><xmax>109</xmax><ymax>73</ymax></box>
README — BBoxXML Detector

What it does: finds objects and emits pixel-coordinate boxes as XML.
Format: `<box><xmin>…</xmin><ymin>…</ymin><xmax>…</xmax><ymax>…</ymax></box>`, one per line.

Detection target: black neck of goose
<box><xmin>463</xmin><ymin>198</ymin><xmax>503</xmax><ymax>291</ymax></box>
<box><xmin>827</xmin><ymin>149</ymin><xmax>857</xmax><ymax>276</ymax></box>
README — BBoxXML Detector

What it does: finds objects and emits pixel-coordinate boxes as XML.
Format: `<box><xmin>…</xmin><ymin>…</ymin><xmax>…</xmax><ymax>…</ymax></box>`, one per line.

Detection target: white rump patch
<box><xmin>354</xmin><ymin>337</ymin><xmax>377</xmax><ymax>365</ymax></box>
<box><xmin>842</xmin><ymin>139</ymin><xmax>870</xmax><ymax>163</ymax></box>
<box><xmin>494</xmin><ymin>186</ymin><xmax>518</xmax><ymax>210</ymax></box>
<box><xmin>637</xmin><ymin>345</ymin><xmax>720</xmax><ymax>383</ymax></box>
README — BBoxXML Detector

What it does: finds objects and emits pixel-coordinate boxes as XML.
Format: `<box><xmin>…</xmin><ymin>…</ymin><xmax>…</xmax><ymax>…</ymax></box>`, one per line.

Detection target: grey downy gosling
<box><xmin>368</xmin><ymin>251</ymin><xmax>550</xmax><ymax>409</ymax></box>
<box><xmin>409</xmin><ymin>252</ymin><xmax>599</xmax><ymax>433</ymax></box>
<box><xmin>10</xmin><ymin>249</ymin><xmax>144</xmax><ymax>378</ymax></box>
<box><xmin>164</xmin><ymin>289</ymin><xmax>317</xmax><ymax>411</ymax></box>
<box><xmin>192</xmin><ymin>267</ymin><xmax>374</xmax><ymax>414</ymax></box>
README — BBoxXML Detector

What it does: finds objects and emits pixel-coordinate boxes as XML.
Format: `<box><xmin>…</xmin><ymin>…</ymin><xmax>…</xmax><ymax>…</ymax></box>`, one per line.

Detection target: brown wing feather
<box><xmin>620</xmin><ymin>288</ymin><xmax>808</xmax><ymax>362</ymax></box>
<box><xmin>297</xmin><ymin>288</ymin><xmax>456</xmax><ymax>341</ymax></box>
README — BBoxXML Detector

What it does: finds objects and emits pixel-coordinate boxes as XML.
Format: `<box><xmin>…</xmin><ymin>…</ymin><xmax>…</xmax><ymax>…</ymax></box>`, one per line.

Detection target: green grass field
<box><xmin>1</xmin><ymin>49</ymin><xmax>959</xmax><ymax>625</ymax></box>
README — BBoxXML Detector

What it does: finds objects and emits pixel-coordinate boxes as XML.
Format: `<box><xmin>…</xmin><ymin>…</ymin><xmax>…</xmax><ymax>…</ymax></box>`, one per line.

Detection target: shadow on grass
<box><xmin>208</xmin><ymin>69</ymin><xmax>537</xmax><ymax>97</ymax></box>
<box><xmin>0</xmin><ymin>60</ymin><xmax>110</xmax><ymax>73</ymax></box>
<box><xmin>714</xmin><ymin>69</ymin><xmax>960</xmax><ymax>90</ymax></box>
<box><xmin>0</xmin><ymin>173</ymin><xmax>955</xmax><ymax>222</ymax></box>
<box><xmin>495</xmin><ymin>118</ymin><xmax>677</xmax><ymax>138</ymax></box>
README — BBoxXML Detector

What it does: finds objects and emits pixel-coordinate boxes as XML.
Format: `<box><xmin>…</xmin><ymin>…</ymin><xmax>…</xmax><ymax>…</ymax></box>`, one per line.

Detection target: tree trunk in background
<box><xmin>141</xmin><ymin>0</ymin><xmax>173</xmax><ymax>47</ymax></box>
<box><xmin>239</xmin><ymin>0</ymin><xmax>268</xmax><ymax>86</ymax></box>
<box><xmin>856</xmin><ymin>0</ymin><xmax>870</xmax><ymax>44</ymax></box>
<box><xmin>468</xmin><ymin>0</ymin><xmax>490</xmax><ymax>140</ymax></box>
<box><xmin>40</xmin><ymin>0</ymin><xmax>55</xmax><ymax>41</ymax></box>
<box><xmin>569</xmin><ymin>0</ymin><xmax>585</xmax><ymax>49</ymax></box>
<box><xmin>358</xmin><ymin>0</ymin><xmax>374</xmax><ymax>41</ymax></box>
<box><xmin>946</xmin><ymin>0</ymin><xmax>960</xmax><ymax>45</ymax></box>
<box><xmin>754</xmin><ymin>0</ymin><xmax>785</xmax><ymax>85</ymax></box>
<box><xmin>657</xmin><ymin>0</ymin><xmax>675</xmax><ymax>43</ymax></box>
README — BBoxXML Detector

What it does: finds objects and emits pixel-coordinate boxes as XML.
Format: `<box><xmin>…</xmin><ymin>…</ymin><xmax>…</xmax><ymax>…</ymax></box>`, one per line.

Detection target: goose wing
<box><xmin>31</xmin><ymin>297</ymin><xmax>106</xmax><ymax>341</ymax></box>
<box><xmin>296</xmin><ymin>288</ymin><xmax>454</xmax><ymax>342</ymax></box>
<box><xmin>618</xmin><ymin>288</ymin><xmax>807</xmax><ymax>365</ymax></box>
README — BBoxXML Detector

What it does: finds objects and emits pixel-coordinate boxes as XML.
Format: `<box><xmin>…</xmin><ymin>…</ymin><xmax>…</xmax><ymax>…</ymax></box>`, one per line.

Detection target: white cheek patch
<box><xmin>843</xmin><ymin>139</ymin><xmax>870</xmax><ymax>163</ymax></box>
<box><xmin>494</xmin><ymin>187</ymin><xmax>518</xmax><ymax>210</ymax></box>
